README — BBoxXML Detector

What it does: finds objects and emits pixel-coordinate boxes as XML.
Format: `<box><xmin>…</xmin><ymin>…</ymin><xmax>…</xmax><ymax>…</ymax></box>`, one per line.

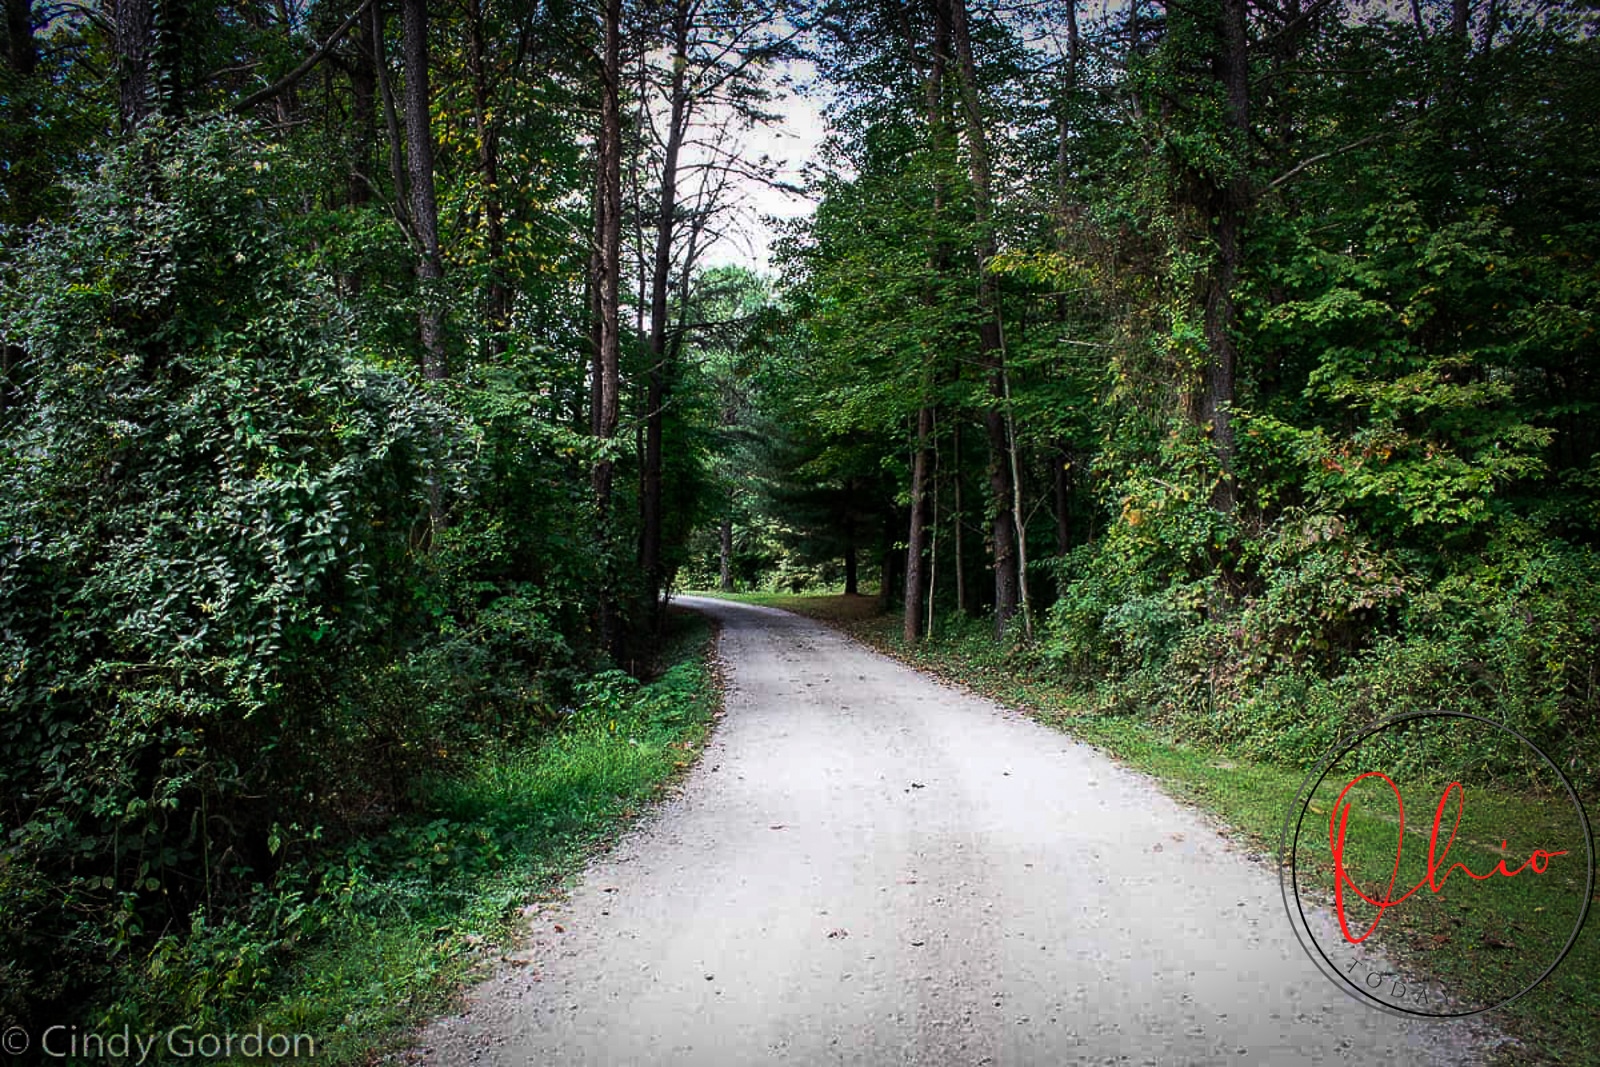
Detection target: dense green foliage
<box><xmin>728</xmin><ymin>0</ymin><xmax>1600</xmax><ymax>786</ymax></box>
<box><xmin>0</xmin><ymin>0</ymin><xmax>738</xmax><ymax>1038</ymax></box>
<box><xmin>0</xmin><ymin>113</ymin><xmax>608</xmax><ymax>1031</ymax></box>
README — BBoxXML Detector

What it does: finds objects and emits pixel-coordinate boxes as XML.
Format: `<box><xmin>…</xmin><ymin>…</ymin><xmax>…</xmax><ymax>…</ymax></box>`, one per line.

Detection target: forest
<box><xmin>2</xmin><ymin>0</ymin><xmax>1597</xmax><ymax>1052</ymax></box>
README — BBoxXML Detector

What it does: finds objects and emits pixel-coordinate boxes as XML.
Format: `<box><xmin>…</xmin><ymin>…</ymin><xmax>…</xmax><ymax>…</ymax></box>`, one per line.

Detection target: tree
<box><xmin>4</xmin><ymin>0</ymin><xmax>34</xmax><ymax>76</ymax></box>
<box><xmin>116</xmin><ymin>0</ymin><xmax>154</xmax><ymax>131</ymax></box>
<box><xmin>401</xmin><ymin>0</ymin><xmax>446</xmax><ymax>382</ymax></box>
<box><xmin>635</xmin><ymin>0</ymin><xmax>795</xmax><ymax>633</ymax></box>
<box><xmin>902</xmin><ymin>0</ymin><xmax>950</xmax><ymax>644</ymax></box>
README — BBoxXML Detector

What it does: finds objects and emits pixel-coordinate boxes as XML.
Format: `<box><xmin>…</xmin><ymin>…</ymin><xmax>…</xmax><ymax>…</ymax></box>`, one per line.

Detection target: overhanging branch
<box><xmin>231</xmin><ymin>0</ymin><xmax>374</xmax><ymax>115</ymax></box>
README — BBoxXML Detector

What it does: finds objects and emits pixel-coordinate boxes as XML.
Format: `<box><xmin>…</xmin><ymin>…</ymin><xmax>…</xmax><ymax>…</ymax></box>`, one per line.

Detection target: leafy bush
<box><xmin>0</xmin><ymin>119</ymin><xmax>460</xmax><ymax>1025</ymax></box>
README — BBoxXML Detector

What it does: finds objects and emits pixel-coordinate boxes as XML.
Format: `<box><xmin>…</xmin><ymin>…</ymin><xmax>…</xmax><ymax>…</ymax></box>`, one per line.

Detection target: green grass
<box><xmin>712</xmin><ymin>592</ymin><xmax>1599</xmax><ymax>1066</ymax></box>
<box><xmin>104</xmin><ymin>611</ymin><xmax>722</xmax><ymax>1064</ymax></box>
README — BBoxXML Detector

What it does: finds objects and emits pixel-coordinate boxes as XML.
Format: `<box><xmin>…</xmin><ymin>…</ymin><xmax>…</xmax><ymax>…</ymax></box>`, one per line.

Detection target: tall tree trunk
<box><xmin>1000</xmin><ymin>324</ymin><xmax>1034</xmax><ymax>639</ymax></box>
<box><xmin>904</xmin><ymin>406</ymin><xmax>935</xmax><ymax>643</ymax></box>
<box><xmin>587</xmin><ymin>162</ymin><xmax>603</xmax><ymax>436</ymax></box>
<box><xmin>3</xmin><ymin>0</ymin><xmax>41</xmax><ymax>237</ymax></box>
<box><xmin>949</xmin><ymin>0</ymin><xmax>1020</xmax><ymax>637</ymax></box>
<box><xmin>1053</xmin><ymin>444</ymin><xmax>1072</xmax><ymax>557</ymax></box>
<box><xmin>348</xmin><ymin>10</ymin><xmax>376</xmax><ymax>211</ymax></box>
<box><xmin>903</xmin><ymin>0</ymin><xmax>949</xmax><ymax>645</ymax></box>
<box><xmin>927</xmin><ymin>436</ymin><xmax>939</xmax><ymax>639</ymax></box>
<box><xmin>719</xmin><ymin>518</ymin><xmax>735</xmax><ymax>592</ymax></box>
<box><xmin>844</xmin><ymin>531</ymin><xmax>859</xmax><ymax>596</ymax></box>
<box><xmin>952</xmin><ymin>422</ymin><xmax>966</xmax><ymax>613</ymax></box>
<box><xmin>5</xmin><ymin>0</ymin><xmax>36</xmax><ymax>75</ymax></box>
<box><xmin>372</xmin><ymin>5</ymin><xmax>412</xmax><ymax>238</ymax></box>
<box><xmin>641</xmin><ymin>0</ymin><xmax>694</xmax><ymax>636</ymax></box>
<box><xmin>1054</xmin><ymin>0</ymin><xmax>1079</xmax><ymax>310</ymax></box>
<box><xmin>401</xmin><ymin>0</ymin><xmax>445</xmax><ymax>381</ymax></box>
<box><xmin>1195</xmin><ymin>0</ymin><xmax>1248</xmax><ymax>516</ymax></box>
<box><xmin>154</xmin><ymin>0</ymin><xmax>193</xmax><ymax>118</ymax></box>
<box><xmin>592</xmin><ymin>0</ymin><xmax>623</xmax><ymax>520</ymax></box>
<box><xmin>588</xmin><ymin>0</ymin><xmax>624</xmax><ymax>656</ymax></box>
<box><xmin>879</xmin><ymin>505</ymin><xmax>902</xmax><ymax>613</ymax></box>
<box><xmin>339</xmin><ymin>7</ymin><xmax>377</xmax><ymax>298</ymax></box>
<box><xmin>117</xmin><ymin>0</ymin><xmax>155</xmax><ymax>132</ymax></box>
<box><xmin>467</xmin><ymin>0</ymin><xmax>509</xmax><ymax>349</ymax></box>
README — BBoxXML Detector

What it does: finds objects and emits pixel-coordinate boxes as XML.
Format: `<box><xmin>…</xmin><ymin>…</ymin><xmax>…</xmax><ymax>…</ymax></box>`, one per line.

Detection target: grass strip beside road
<box><xmin>691</xmin><ymin>591</ymin><xmax>1598</xmax><ymax>1067</ymax></box>
<box><xmin>103</xmin><ymin>611</ymin><xmax>721</xmax><ymax>1065</ymax></box>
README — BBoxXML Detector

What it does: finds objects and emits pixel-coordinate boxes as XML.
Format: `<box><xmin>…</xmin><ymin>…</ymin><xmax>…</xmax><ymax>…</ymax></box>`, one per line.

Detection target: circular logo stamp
<box><xmin>1279</xmin><ymin>711</ymin><xmax>1594</xmax><ymax>1018</ymax></box>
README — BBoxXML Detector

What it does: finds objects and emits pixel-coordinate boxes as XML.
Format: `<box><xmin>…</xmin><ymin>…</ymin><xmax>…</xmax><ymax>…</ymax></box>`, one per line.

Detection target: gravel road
<box><xmin>413</xmin><ymin>596</ymin><xmax>1499</xmax><ymax>1066</ymax></box>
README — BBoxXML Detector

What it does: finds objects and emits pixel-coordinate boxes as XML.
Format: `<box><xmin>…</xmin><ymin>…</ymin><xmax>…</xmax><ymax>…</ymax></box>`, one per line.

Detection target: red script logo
<box><xmin>1329</xmin><ymin>771</ymin><xmax>1569</xmax><ymax>945</ymax></box>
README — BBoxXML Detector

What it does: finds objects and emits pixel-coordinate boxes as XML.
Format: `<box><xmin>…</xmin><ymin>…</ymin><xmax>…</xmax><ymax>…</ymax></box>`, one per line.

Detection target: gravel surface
<box><xmin>412</xmin><ymin>596</ymin><xmax>1501</xmax><ymax>1066</ymax></box>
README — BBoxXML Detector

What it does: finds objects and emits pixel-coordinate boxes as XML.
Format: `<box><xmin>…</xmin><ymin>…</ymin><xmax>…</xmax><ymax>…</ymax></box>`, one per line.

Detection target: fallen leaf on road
<box><xmin>827</xmin><ymin>928</ymin><xmax>849</xmax><ymax>939</ymax></box>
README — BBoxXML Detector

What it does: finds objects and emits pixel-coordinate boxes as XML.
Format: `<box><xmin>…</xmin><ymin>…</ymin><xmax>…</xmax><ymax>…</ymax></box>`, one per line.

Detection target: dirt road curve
<box><xmin>414</xmin><ymin>596</ymin><xmax>1494</xmax><ymax>1066</ymax></box>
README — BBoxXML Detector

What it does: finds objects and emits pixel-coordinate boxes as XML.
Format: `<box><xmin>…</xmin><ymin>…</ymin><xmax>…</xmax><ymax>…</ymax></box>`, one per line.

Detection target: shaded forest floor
<box><xmin>688</xmin><ymin>590</ymin><xmax>1600</xmax><ymax>1067</ymax></box>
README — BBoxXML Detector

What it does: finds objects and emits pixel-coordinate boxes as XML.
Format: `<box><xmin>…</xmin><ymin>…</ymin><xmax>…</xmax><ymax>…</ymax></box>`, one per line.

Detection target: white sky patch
<box><xmin>696</xmin><ymin>61</ymin><xmax>829</xmax><ymax>275</ymax></box>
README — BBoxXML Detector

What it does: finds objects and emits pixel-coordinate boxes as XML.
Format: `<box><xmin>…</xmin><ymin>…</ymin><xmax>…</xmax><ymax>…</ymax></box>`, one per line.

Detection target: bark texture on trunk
<box><xmin>952</xmin><ymin>423</ymin><xmax>966</xmax><ymax>614</ymax></box>
<box><xmin>1194</xmin><ymin>0</ymin><xmax>1248</xmax><ymax>516</ymax></box>
<box><xmin>373</xmin><ymin>6</ymin><xmax>412</xmax><ymax>239</ymax></box>
<box><xmin>719</xmin><ymin>518</ymin><xmax>735</xmax><ymax>592</ymax></box>
<box><xmin>590</xmin><ymin>0</ymin><xmax>624</xmax><ymax>656</ymax></box>
<box><xmin>348</xmin><ymin>11</ymin><xmax>376</xmax><ymax>211</ymax></box>
<box><xmin>468</xmin><ymin>0</ymin><xmax>509</xmax><ymax>346</ymax></box>
<box><xmin>401</xmin><ymin>0</ymin><xmax>446</xmax><ymax>382</ymax></box>
<box><xmin>117</xmin><ymin>0</ymin><xmax>155</xmax><ymax>131</ymax></box>
<box><xmin>1053</xmin><ymin>445</ymin><xmax>1072</xmax><ymax>557</ymax></box>
<box><xmin>591</xmin><ymin>0</ymin><xmax>622</xmax><ymax>521</ymax></box>
<box><xmin>904</xmin><ymin>405</ymin><xmax>935</xmax><ymax>643</ymax></box>
<box><xmin>879</xmin><ymin>506</ymin><xmax>902</xmax><ymax>613</ymax></box>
